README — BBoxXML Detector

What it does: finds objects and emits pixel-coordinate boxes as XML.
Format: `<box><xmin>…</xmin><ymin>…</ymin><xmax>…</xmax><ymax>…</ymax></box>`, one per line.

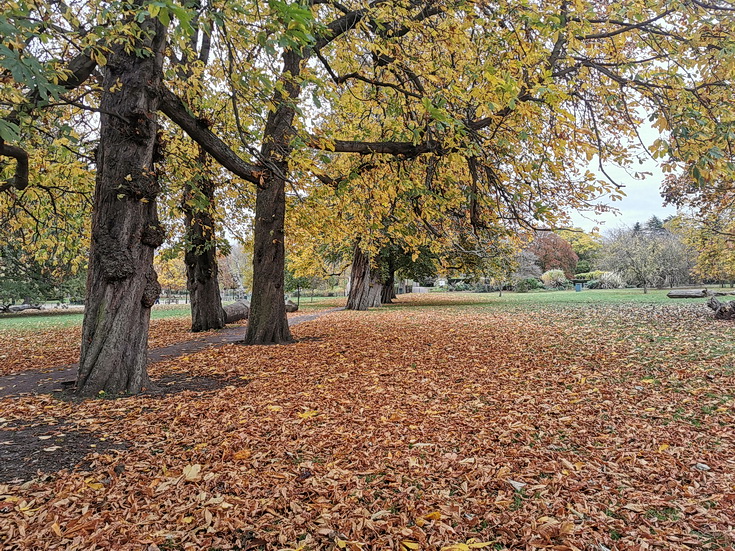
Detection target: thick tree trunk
<box><xmin>75</xmin><ymin>17</ymin><xmax>165</xmax><ymax>397</ymax></box>
<box><xmin>245</xmin><ymin>52</ymin><xmax>302</xmax><ymax>344</ymax></box>
<box><xmin>184</xmin><ymin>148</ymin><xmax>225</xmax><ymax>332</ymax></box>
<box><xmin>347</xmin><ymin>246</ymin><xmax>382</xmax><ymax>310</ymax></box>
<box><xmin>707</xmin><ymin>297</ymin><xmax>735</xmax><ymax>320</ymax></box>
<box><xmin>381</xmin><ymin>254</ymin><xmax>396</xmax><ymax>304</ymax></box>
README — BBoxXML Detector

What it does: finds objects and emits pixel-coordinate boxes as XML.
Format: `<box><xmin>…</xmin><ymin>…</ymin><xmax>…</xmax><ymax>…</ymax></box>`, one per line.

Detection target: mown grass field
<box><xmin>1</xmin><ymin>291</ymin><xmax>733</xmax><ymax>550</ymax></box>
<box><xmin>0</xmin><ymin>296</ymin><xmax>346</xmax><ymax>332</ymax></box>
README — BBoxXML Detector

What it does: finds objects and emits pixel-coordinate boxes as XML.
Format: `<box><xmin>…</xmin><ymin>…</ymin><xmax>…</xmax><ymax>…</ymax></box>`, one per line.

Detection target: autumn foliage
<box><xmin>1</xmin><ymin>294</ymin><xmax>734</xmax><ymax>550</ymax></box>
<box><xmin>527</xmin><ymin>234</ymin><xmax>579</xmax><ymax>279</ymax></box>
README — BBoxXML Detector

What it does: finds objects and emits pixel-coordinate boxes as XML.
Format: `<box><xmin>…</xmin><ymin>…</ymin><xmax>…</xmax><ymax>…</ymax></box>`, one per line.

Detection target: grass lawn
<box><xmin>1</xmin><ymin>291</ymin><xmax>733</xmax><ymax>549</ymax></box>
<box><xmin>0</xmin><ymin>296</ymin><xmax>346</xmax><ymax>332</ymax></box>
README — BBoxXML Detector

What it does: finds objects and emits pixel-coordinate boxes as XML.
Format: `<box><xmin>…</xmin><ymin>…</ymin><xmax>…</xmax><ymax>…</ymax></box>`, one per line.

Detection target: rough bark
<box><xmin>244</xmin><ymin>51</ymin><xmax>302</xmax><ymax>345</ymax></box>
<box><xmin>75</xmin><ymin>17</ymin><xmax>165</xmax><ymax>397</ymax></box>
<box><xmin>224</xmin><ymin>300</ymin><xmax>250</xmax><ymax>323</ymax></box>
<box><xmin>184</xmin><ymin>148</ymin><xmax>225</xmax><ymax>332</ymax></box>
<box><xmin>380</xmin><ymin>250</ymin><xmax>396</xmax><ymax>304</ymax></box>
<box><xmin>347</xmin><ymin>246</ymin><xmax>382</xmax><ymax>310</ymax></box>
<box><xmin>707</xmin><ymin>297</ymin><xmax>735</xmax><ymax>320</ymax></box>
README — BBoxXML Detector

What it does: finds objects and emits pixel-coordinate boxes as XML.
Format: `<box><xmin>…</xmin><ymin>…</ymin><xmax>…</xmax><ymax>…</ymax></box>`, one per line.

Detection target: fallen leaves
<box><xmin>0</xmin><ymin>317</ymin><xmax>217</xmax><ymax>377</ymax></box>
<box><xmin>182</xmin><ymin>464</ymin><xmax>202</xmax><ymax>482</ymax></box>
<box><xmin>0</xmin><ymin>293</ymin><xmax>734</xmax><ymax>549</ymax></box>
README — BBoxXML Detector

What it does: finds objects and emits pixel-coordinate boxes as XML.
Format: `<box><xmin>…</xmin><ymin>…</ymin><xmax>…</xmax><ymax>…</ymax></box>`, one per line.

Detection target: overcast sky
<box><xmin>569</xmin><ymin>124</ymin><xmax>678</xmax><ymax>234</ymax></box>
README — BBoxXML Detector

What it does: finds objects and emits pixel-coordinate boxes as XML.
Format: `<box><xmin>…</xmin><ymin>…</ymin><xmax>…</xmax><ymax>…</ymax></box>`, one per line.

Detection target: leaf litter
<box><xmin>0</xmin><ymin>294</ymin><xmax>733</xmax><ymax>550</ymax></box>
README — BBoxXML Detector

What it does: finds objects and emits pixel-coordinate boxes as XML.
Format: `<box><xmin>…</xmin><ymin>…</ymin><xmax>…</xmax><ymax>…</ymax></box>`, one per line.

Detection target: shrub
<box><xmin>598</xmin><ymin>271</ymin><xmax>626</xmax><ymax>289</ymax></box>
<box><xmin>575</xmin><ymin>260</ymin><xmax>592</xmax><ymax>274</ymax></box>
<box><xmin>541</xmin><ymin>269</ymin><xmax>568</xmax><ymax>289</ymax></box>
<box><xmin>575</xmin><ymin>270</ymin><xmax>606</xmax><ymax>281</ymax></box>
<box><xmin>514</xmin><ymin>277</ymin><xmax>542</xmax><ymax>292</ymax></box>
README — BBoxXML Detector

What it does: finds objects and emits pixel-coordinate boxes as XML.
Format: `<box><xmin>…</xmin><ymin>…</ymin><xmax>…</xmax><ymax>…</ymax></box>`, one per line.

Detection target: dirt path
<box><xmin>0</xmin><ymin>308</ymin><xmax>343</xmax><ymax>398</ymax></box>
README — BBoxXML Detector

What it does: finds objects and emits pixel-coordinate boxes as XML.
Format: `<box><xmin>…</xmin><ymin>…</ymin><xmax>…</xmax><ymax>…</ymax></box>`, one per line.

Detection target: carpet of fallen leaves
<box><xmin>1</xmin><ymin>294</ymin><xmax>734</xmax><ymax>550</ymax></box>
<box><xmin>0</xmin><ymin>318</ymin><xmax>227</xmax><ymax>376</ymax></box>
<box><xmin>0</xmin><ymin>307</ymin><xmax>324</xmax><ymax>376</ymax></box>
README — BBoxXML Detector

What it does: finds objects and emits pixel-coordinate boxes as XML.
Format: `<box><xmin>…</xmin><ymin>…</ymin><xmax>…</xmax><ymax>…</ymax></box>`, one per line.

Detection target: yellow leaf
<box><xmin>86</xmin><ymin>482</ymin><xmax>104</xmax><ymax>490</ymax></box>
<box><xmin>51</xmin><ymin>522</ymin><xmax>62</xmax><ymax>537</ymax></box>
<box><xmin>402</xmin><ymin>541</ymin><xmax>420</xmax><ymax>550</ymax></box>
<box><xmin>423</xmin><ymin>511</ymin><xmax>441</xmax><ymax>520</ymax></box>
<box><xmin>183</xmin><ymin>464</ymin><xmax>202</xmax><ymax>482</ymax></box>
<box><xmin>441</xmin><ymin>545</ymin><xmax>469</xmax><ymax>551</ymax></box>
<box><xmin>181</xmin><ymin>516</ymin><xmax>194</xmax><ymax>524</ymax></box>
<box><xmin>641</xmin><ymin>378</ymin><xmax>655</xmax><ymax>384</ymax></box>
<box><xmin>335</xmin><ymin>538</ymin><xmax>346</xmax><ymax>549</ymax></box>
<box><xmin>233</xmin><ymin>449</ymin><xmax>252</xmax><ymax>460</ymax></box>
<box><xmin>658</xmin><ymin>443</ymin><xmax>670</xmax><ymax>452</ymax></box>
<box><xmin>297</xmin><ymin>410</ymin><xmax>319</xmax><ymax>419</ymax></box>
<box><xmin>267</xmin><ymin>405</ymin><xmax>283</xmax><ymax>412</ymax></box>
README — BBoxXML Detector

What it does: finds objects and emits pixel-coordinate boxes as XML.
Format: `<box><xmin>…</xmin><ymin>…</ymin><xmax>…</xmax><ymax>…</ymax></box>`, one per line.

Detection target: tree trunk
<box><xmin>184</xmin><ymin>147</ymin><xmax>225</xmax><ymax>332</ymax></box>
<box><xmin>381</xmin><ymin>261</ymin><xmax>396</xmax><ymax>304</ymax></box>
<box><xmin>707</xmin><ymin>297</ymin><xmax>735</xmax><ymax>320</ymax></box>
<box><xmin>75</xmin><ymin>17</ymin><xmax>166</xmax><ymax>397</ymax></box>
<box><xmin>245</xmin><ymin>51</ymin><xmax>302</xmax><ymax>345</ymax></box>
<box><xmin>347</xmin><ymin>246</ymin><xmax>382</xmax><ymax>310</ymax></box>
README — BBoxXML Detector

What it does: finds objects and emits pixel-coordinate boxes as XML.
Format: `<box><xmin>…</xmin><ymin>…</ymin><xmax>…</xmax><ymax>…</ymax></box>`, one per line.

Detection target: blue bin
<box><xmin>574</xmin><ymin>282</ymin><xmax>583</xmax><ymax>292</ymax></box>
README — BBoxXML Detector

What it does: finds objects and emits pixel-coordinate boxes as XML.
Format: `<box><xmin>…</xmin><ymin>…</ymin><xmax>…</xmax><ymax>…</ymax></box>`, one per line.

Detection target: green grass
<box><xmin>378</xmin><ymin>288</ymin><xmax>710</xmax><ymax>314</ymax></box>
<box><xmin>0</xmin><ymin>297</ymin><xmax>346</xmax><ymax>332</ymax></box>
<box><xmin>0</xmin><ymin>304</ymin><xmax>194</xmax><ymax>332</ymax></box>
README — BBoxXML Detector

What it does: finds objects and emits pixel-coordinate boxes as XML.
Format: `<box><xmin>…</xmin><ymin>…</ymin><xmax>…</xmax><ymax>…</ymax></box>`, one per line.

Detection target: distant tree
<box><xmin>599</xmin><ymin>226</ymin><xmax>694</xmax><ymax>292</ymax></box>
<box><xmin>645</xmin><ymin>216</ymin><xmax>666</xmax><ymax>234</ymax></box>
<box><xmin>527</xmin><ymin>234</ymin><xmax>579</xmax><ymax>278</ymax></box>
<box><xmin>556</xmin><ymin>229</ymin><xmax>603</xmax><ymax>263</ymax></box>
<box><xmin>512</xmin><ymin>250</ymin><xmax>542</xmax><ymax>281</ymax></box>
<box><xmin>153</xmin><ymin>255</ymin><xmax>187</xmax><ymax>296</ymax></box>
<box><xmin>219</xmin><ymin>244</ymin><xmax>253</xmax><ymax>298</ymax></box>
<box><xmin>575</xmin><ymin>260</ymin><xmax>592</xmax><ymax>274</ymax></box>
<box><xmin>668</xmin><ymin>214</ymin><xmax>735</xmax><ymax>286</ymax></box>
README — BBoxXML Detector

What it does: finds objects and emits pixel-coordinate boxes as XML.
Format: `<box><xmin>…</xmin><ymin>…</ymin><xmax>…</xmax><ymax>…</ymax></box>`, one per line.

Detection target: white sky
<box><xmin>569</xmin><ymin>124</ymin><xmax>678</xmax><ymax>234</ymax></box>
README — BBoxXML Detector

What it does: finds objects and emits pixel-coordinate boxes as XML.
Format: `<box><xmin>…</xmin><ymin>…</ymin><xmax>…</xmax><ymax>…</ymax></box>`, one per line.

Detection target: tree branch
<box><xmin>0</xmin><ymin>143</ymin><xmax>29</xmax><ymax>192</ymax></box>
<box><xmin>158</xmin><ymin>86</ymin><xmax>262</xmax><ymax>185</ymax></box>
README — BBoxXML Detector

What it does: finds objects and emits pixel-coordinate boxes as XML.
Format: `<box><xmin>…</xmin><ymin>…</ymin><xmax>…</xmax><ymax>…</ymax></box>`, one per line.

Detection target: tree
<box><xmin>153</xmin><ymin>254</ymin><xmax>187</xmax><ymax>297</ymax></box>
<box><xmin>668</xmin><ymin>214</ymin><xmax>735</xmax><ymax>286</ymax></box>
<box><xmin>3</xmin><ymin>0</ymin><xmax>735</xmax><ymax>395</ymax></box>
<box><xmin>75</xmin><ymin>12</ymin><xmax>167</xmax><ymax>396</ymax></box>
<box><xmin>527</xmin><ymin>234</ymin><xmax>579</xmax><ymax>279</ymax></box>
<box><xmin>598</xmin><ymin>225</ymin><xmax>693</xmax><ymax>293</ymax></box>
<box><xmin>556</xmin><ymin>229</ymin><xmax>603</xmax><ymax>263</ymax></box>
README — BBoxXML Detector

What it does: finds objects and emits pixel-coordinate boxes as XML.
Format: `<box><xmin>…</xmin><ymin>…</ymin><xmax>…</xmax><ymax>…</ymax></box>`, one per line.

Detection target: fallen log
<box><xmin>707</xmin><ymin>297</ymin><xmax>735</xmax><ymax>320</ymax></box>
<box><xmin>223</xmin><ymin>300</ymin><xmax>249</xmax><ymax>323</ymax></box>
<box><xmin>667</xmin><ymin>289</ymin><xmax>708</xmax><ymax>298</ymax></box>
<box><xmin>712</xmin><ymin>290</ymin><xmax>735</xmax><ymax>297</ymax></box>
<box><xmin>1</xmin><ymin>304</ymin><xmax>43</xmax><ymax>313</ymax></box>
<box><xmin>285</xmin><ymin>299</ymin><xmax>298</xmax><ymax>313</ymax></box>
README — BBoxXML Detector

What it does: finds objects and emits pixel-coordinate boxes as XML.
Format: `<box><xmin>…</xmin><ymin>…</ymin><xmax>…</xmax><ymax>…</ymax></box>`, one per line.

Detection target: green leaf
<box><xmin>0</xmin><ymin>120</ymin><xmax>20</xmax><ymax>142</ymax></box>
